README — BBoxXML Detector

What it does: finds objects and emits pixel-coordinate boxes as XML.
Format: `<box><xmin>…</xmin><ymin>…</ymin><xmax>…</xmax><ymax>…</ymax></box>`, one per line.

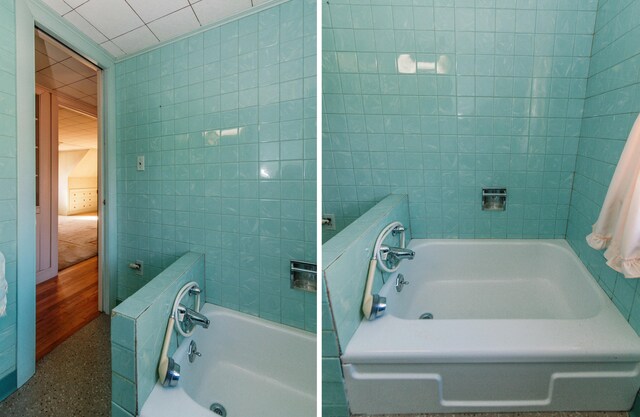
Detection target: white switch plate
<box><xmin>137</xmin><ymin>155</ymin><xmax>145</xmax><ymax>171</ymax></box>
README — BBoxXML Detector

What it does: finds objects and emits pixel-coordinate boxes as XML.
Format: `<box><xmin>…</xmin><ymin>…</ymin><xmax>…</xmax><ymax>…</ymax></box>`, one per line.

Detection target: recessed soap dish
<box><xmin>482</xmin><ymin>188</ymin><xmax>507</xmax><ymax>211</ymax></box>
<box><xmin>290</xmin><ymin>260</ymin><xmax>316</xmax><ymax>293</ymax></box>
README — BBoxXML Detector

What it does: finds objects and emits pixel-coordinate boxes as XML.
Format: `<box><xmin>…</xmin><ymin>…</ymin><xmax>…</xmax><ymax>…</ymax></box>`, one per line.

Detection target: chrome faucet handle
<box><xmin>395</xmin><ymin>274</ymin><xmax>409</xmax><ymax>292</ymax></box>
<box><xmin>188</xmin><ymin>340</ymin><xmax>201</xmax><ymax>363</ymax></box>
<box><xmin>188</xmin><ymin>286</ymin><xmax>201</xmax><ymax>296</ymax></box>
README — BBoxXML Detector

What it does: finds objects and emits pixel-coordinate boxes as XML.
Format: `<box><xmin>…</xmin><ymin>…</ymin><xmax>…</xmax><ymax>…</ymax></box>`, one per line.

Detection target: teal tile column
<box><xmin>0</xmin><ymin>0</ymin><xmax>18</xmax><ymax>392</ymax></box>
<box><xmin>115</xmin><ymin>0</ymin><xmax>316</xmax><ymax>332</ymax></box>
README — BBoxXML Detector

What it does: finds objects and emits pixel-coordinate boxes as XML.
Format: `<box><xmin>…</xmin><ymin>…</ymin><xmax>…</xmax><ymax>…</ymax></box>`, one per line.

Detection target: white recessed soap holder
<box><xmin>482</xmin><ymin>188</ymin><xmax>507</xmax><ymax>211</ymax></box>
<box><xmin>290</xmin><ymin>260</ymin><xmax>316</xmax><ymax>293</ymax></box>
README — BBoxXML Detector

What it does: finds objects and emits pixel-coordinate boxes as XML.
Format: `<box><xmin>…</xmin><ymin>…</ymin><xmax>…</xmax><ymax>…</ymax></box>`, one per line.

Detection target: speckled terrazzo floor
<box><xmin>354</xmin><ymin>412</ymin><xmax>628</xmax><ymax>417</ymax></box>
<box><xmin>0</xmin><ymin>314</ymin><xmax>110</xmax><ymax>417</ymax></box>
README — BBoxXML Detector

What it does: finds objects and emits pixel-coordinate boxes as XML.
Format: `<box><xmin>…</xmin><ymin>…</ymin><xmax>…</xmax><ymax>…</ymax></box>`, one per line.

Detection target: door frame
<box><xmin>15</xmin><ymin>0</ymin><xmax>117</xmax><ymax>387</ymax></box>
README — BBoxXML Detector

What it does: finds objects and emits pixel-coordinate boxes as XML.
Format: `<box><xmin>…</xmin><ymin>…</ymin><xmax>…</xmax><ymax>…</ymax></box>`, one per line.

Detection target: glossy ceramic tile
<box><xmin>111</xmin><ymin>252</ymin><xmax>204</xmax><ymax>415</ymax></box>
<box><xmin>322</xmin><ymin>0</ymin><xmax>598</xmax><ymax>241</ymax></box>
<box><xmin>0</xmin><ymin>0</ymin><xmax>17</xmax><ymax>386</ymax></box>
<box><xmin>115</xmin><ymin>0</ymin><xmax>316</xmax><ymax>332</ymax></box>
<box><xmin>567</xmin><ymin>0</ymin><xmax>640</xmax><ymax>380</ymax></box>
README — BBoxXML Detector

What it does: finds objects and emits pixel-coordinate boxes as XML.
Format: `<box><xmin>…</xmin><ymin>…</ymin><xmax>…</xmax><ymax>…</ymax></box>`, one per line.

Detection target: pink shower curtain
<box><xmin>587</xmin><ymin>113</ymin><xmax>640</xmax><ymax>278</ymax></box>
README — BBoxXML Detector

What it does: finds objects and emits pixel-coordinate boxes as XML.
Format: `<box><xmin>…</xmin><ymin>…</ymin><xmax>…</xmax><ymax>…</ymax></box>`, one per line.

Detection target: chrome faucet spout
<box><xmin>380</xmin><ymin>246</ymin><xmax>415</xmax><ymax>261</ymax></box>
<box><xmin>177</xmin><ymin>305</ymin><xmax>210</xmax><ymax>330</ymax></box>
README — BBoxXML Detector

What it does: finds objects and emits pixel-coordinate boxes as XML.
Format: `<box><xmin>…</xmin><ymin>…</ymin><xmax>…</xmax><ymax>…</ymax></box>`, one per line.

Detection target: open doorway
<box><xmin>57</xmin><ymin>107</ymin><xmax>98</xmax><ymax>271</ymax></box>
<box><xmin>34</xmin><ymin>29</ymin><xmax>101</xmax><ymax>360</ymax></box>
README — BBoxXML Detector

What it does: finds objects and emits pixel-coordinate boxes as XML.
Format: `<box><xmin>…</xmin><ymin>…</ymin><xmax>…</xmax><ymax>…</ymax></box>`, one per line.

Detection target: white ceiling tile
<box><xmin>63</xmin><ymin>10</ymin><xmax>108</xmax><ymax>44</ymax></box>
<box><xmin>42</xmin><ymin>0</ymin><xmax>72</xmax><ymax>15</ymax></box>
<box><xmin>35</xmin><ymin>37</ymin><xmax>71</xmax><ymax>62</ymax></box>
<box><xmin>60</xmin><ymin>57</ymin><xmax>96</xmax><ymax>78</ymax></box>
<box><xmin>125</xmin><ymin>0</ymin><xmax>190</xmax><ymax>23</ymax></box>
<box><xmin>111</xmin><ymin>26</ymin><xmax>159</xmax><ymax>55</ymax></box>
<box><xmin>76</xmin><ymin>0</ymin><xmax>144</xmax><ymax>39</ymax></box>
<box><xmin>36</xmin><ymin>73</ymin><xmax>66</xmax><ymax>90</ymax></box>
<box><xmin>64</xmin><ymin>0</ymin><xmax>90</xmax><ymax>8</ymax></box>
<box><xmin>148</xmin><ymin>7</ymin><xmax>200</xmax><ymax>42</ymax></box>
<box><xmin>99</xmin><ymin>41</ymin><xmax>125</xmax><ymax>58</ymax></box>
<box><xmin>69</xmin><ymin>78</ymin><xmax>98</xmax><ymax>95</ymax></box>
<box><xmin>40</xmin><ymin>62</ymin><xmax>86</xmax><ymax>86</ymax></box>
<box><xmin>192</xmin><ymin>0</ymin><xmax>252</xmax><ymax>26</ymax></box>
<box><xmin>35</xmin><ymin>51</ymin><xmax>53</xmax><ymax>71</ymax></box>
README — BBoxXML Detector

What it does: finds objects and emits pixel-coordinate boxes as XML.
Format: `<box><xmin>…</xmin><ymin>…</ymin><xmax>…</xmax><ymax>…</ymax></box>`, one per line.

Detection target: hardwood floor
<box><xmin>36</xmin><ymin>256</ymin><xmax>99</xmax><ymax>361</ymax></box>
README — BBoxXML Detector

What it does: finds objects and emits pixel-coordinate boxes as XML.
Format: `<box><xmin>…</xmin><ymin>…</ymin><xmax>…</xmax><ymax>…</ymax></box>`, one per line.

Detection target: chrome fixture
<box><xmin>419</xmin><ymin>312</ymin><xmax>434</xmax><ymax>320</ymax></box>
<box><xmin>368</xmin><ymin>294</ymin><xmax>387</xmax><ymax>319</ymax></box>
<box><xmin>128</xmin><ymin>260</ymin><xmax>143</xmax><ymax>275</ymax></box>
<box><xmin>322</xmin><ymin>214</ymin><xmax>336</xmax><ymax>230</ymax></box>
<box><xmin>188</xmin><ymin>340</ymin><xmax>201</xmax><ymax>363</ymax></box>
<box><xmin>395</xmin><ymin>274</ymin><xmax>409</xmax><ymax>292</ymax></box>
<box><xmin>177</xmin><ymin>305</ymin><xmax>210</xmax><ymax>332</ymax></box>
<box><xmin>162</xmin><ymin>357</ymin><xmax>180</xmax><ymax>387</ymax></box>
<box><xmin>290</xmin><ymin>260</ymin><xmax>317</xmax><ymax>292</ymax></box>
<box><xmin>482</xmin><ymin>188</ymin><xmax>507</xmax><ymax>211</ymax></box>
<box><xmin>379</xmin><ymin>246</ymin><xmax>415</xmax><ymax>269</ymax></box>
<box><xmin>210</xmin><ymin>403</ymin><xmax>227</xmax><ymax>416</ymax></box>
<box><xmin>159</xmin><ymin>282</ymin><xmax>206</xmax><ymax>388</ymax></box>
<box><xmin>363</xmin><ymin>221</ymin><xmax>414</xmax><ymax>320</ymax></box>
<box><xmin>391</xmin><ymin>226</ymin><xmax>405</xmax><ymax>236</ymax></box>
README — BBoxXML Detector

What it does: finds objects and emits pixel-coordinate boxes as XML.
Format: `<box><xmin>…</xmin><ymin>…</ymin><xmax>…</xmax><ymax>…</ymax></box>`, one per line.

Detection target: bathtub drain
<box><xmin>419</xmin><ymin>312</ymin><xmax>434</xmax><ymax>319</ymax></box>
<box><xmin>210</xmin><ymin>403</ymin><xmax>227</xmax><ymax>416</ymax></box>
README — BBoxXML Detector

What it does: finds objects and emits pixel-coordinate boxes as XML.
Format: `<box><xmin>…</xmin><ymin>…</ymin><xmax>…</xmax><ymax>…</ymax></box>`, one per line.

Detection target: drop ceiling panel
<box><xmin>126</xmin><ymin>0</ymin><xmax>191</xmax><ymax>23</ymax></box>
<box><xmin>192</xmin><ymin>0</ymin><xmax>253</xmax><ymax>25</ymax></box>
<box><xmin>62</xmin><ymin>10</ymin><xmax>108</xmax><ymax>44</ymax></box>
<box><xmin>39</xmin><ymin>0</ymin><xmax>282</xmax><ymax>59</ymax></box>
<box><xmin>36</xmin><ymin>31</ymin><xmax>98</xmax><ymax>112</ymax></box>
<box><xmin>147</xmin><ymin>7</ymin><xmax>200</xmax><ymax>42</ymax></box>
<box><xmin>75</xmin><ymin>0</ymin><xmax>145</xmax><ymax>40</ymax></box>
<box><xmin>111</xmin><ymin>26</ymin><xmax>159</xmax><ymax>55</ymax></box>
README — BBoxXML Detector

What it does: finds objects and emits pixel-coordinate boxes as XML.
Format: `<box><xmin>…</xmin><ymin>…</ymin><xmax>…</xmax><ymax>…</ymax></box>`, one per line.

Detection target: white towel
<box><xmin>587</xmin><ymin>113</ymin><xmax>640</xmax><ymax>278</ymax></box>
<box><xmin>0</xmin><ymin>251</ymin><xmax>6</xmax><ymax>316</ymax></box>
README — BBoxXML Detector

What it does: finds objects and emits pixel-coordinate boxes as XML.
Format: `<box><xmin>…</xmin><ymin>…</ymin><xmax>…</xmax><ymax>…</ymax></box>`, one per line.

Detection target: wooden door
<box><xmin>35</xmin><ymin>87</ymin><xmax>58</xmax><ymax>283</ymax></box>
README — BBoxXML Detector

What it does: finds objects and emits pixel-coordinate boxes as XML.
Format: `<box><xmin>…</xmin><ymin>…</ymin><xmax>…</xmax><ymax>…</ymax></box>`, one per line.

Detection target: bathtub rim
<box><xmin>342</xmin><ymin>238</ymin><xmax>640</xmax><ymax>365</ymax></box>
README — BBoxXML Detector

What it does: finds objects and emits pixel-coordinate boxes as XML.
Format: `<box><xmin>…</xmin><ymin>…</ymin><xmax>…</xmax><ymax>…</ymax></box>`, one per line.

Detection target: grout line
<box><xmin>123</xmin><ymin>0</ymin><xmax>161</xmax><ymax>42</ymax></box>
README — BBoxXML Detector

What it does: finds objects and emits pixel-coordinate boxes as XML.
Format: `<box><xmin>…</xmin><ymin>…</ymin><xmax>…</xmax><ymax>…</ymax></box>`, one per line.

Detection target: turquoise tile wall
<box><xmin>322</xmin><ymin>282</ymin><xmax>349</xmax><ymax>417</ymax></box>
<box><xmin>111</xmin><ymin>252</ymin><xmax>205</xmax><ymax>416</ymax></box>
<box><xmin>0</xmin><ymin>0</ymin><xmax>17</xmax><ymax>389</ymax></box>
<box><xmin>567</xmin><ymin>0</ymin><xmax>640</xmax><ymax>333</ymax></box>
<box><xmin>322</xmin><ymin>0</ymin><xmax>598</xmax><ymax>240</ymax></box>
<box><xmin>115</xmin><ymin>0</ymin><xmax>316</xmax><ymax>331</ymax></box>
<box><xmin>322</xmin><ymin>194</ymin><xmax>410</xmax><ymax>416</ymax></box>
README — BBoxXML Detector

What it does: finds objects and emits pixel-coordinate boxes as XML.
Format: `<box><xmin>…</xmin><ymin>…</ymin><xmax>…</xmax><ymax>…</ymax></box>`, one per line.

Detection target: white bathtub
<box><xmin>140</xmin><ymin>304</ymin><xmax>316</xmax><ymax>417</ymax></box>
<box><xmin>342</xmin><ymin>239</ymin><xmax>640</xmax><ymax>414</ymax></box>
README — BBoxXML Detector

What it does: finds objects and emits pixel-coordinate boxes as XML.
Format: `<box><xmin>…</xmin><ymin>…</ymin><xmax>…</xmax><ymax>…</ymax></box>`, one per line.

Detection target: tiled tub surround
<box><xmin>568</xmin><ymin>1</ymin><xmax>640</xmax><ymax>323</ymax></box>
<box><xmin>115</xmin><ymin>0</ymin><xmax>317</xmax><ymax>331</ymax></box>
<box><xmin>566</xmin><ymin>0</ymin><xmax>640</xmax><ymax>410</ymax></box>
<box><xmin>322</xmin><ymin>194</ymin><xmax>411</xmax><ymax>417</ymax></box>
<box><xmin>111</xmin><ymin>252</ymin><xmax>204</xmax><ymax>417</ymax></box>
<box><xmin>0</xmin><ymin>0</ymin><xmax>18</xmax><ymax>400</ymax></box>
<box><xmin>322</xmin><ymin>0</ymin><xmax>598</xmax><ymax>240</ymax></box>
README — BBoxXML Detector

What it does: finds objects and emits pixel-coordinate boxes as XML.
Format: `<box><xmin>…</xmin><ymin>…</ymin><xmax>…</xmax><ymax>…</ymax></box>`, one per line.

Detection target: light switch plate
<box><xmin>137</xmin><ymin>155</ymin><xmax>145</xmax><ymax>171</ymax></box>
